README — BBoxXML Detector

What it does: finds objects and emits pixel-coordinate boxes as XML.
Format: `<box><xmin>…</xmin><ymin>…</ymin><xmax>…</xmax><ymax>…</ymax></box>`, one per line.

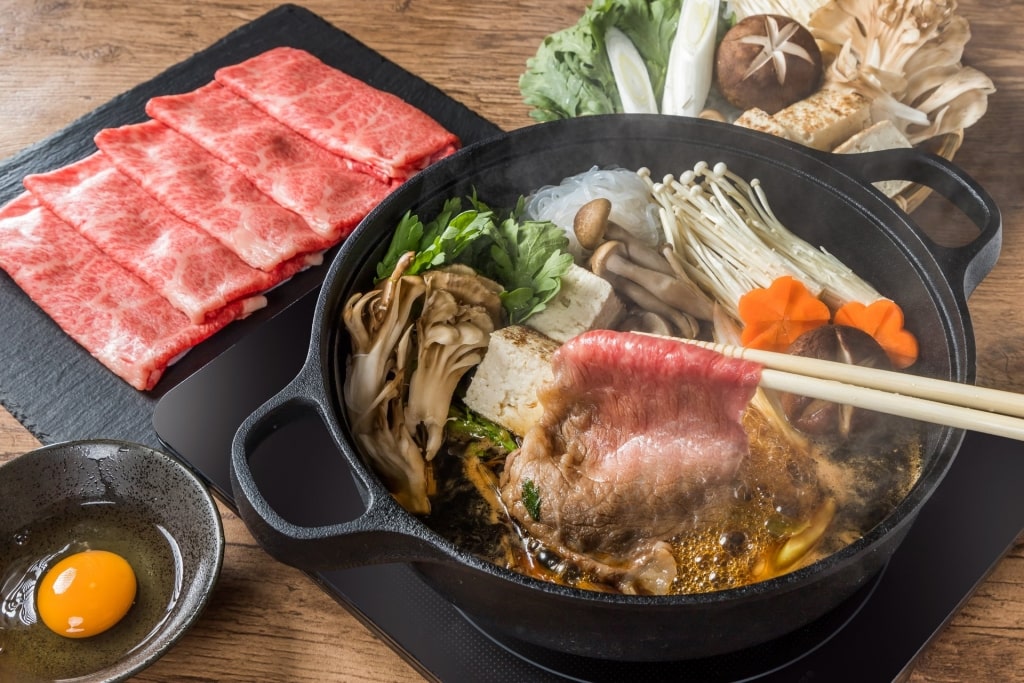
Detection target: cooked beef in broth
<box><xmin>426</xmin><ymin>331</ymin><xmax>922</xmax><ymax>596</ymax></box>
<box><xmin>500</xmin><ymin>330</ymin><xmax>761</xmax><ymax>594</ymax></box>
<box><xmin>341</xmin><ymin>164</ymin><xmax>932</xmax><ymax>597</ymax></box>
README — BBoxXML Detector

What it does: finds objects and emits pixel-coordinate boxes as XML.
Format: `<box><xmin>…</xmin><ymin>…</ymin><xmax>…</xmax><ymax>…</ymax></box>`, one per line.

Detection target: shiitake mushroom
<box><xmin>715</xmin><ymin>14</ymin><xmax>823</xmax><ymax>114</ymax></box>
<box><xmin>779</xmin><ymin>324</ymin><xmax>892</xmax><ymax>438</ymax></box>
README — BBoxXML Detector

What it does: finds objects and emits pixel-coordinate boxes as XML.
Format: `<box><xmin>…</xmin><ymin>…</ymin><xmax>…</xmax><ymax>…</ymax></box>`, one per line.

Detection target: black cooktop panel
<box><xmin>154</xmin><ymin>288</ymin><xmax>1024</xmax><ymax>682</ymax></box>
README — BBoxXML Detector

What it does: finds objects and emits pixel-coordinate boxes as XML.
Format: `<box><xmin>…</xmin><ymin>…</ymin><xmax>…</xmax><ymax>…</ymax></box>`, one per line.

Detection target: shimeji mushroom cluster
<box><xmin>573</xmin><ymin>197</ymin><xmax>712</xmax><ymax>338</ymax></box>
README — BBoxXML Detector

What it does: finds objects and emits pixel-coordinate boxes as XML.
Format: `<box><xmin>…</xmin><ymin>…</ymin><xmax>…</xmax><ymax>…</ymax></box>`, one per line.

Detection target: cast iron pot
<box><xmin>229</xmin><ymin>115</ymin><xmax>1001</xmax><ymax>661</ymax></box>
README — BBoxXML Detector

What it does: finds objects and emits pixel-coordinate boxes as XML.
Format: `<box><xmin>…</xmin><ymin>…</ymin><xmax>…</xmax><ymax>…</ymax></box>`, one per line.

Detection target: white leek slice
<box><xmin>605</xmin><ymin>27</ymin><xmax>659</xmax><ymax>114</ymax></box>
<box><xmin>661</xmin><ymin>0</ymin><xmax>720</xmax><ymax>117</ymax></box>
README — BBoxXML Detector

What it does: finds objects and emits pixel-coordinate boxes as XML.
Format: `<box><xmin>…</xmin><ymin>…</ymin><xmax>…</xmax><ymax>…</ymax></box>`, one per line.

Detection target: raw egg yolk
<box><xmin>37</xmin><ymin>549</ymin><xmax>137</xmax><ymax>638</ymax></box>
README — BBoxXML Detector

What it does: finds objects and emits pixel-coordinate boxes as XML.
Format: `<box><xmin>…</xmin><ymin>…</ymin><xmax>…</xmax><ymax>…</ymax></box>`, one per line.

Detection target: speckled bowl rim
<box><xmin>0</xmin><ymin>439</ymin><xmax>225</xmax><ymax>683</ymax></box>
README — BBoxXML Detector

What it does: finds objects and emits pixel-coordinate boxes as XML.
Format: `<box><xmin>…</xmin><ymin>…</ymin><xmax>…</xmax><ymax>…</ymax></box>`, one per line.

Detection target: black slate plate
<box><xmin>0</xmin><ymin>4</ymin><xmax>501</xmax><ymax>444</ymax></box>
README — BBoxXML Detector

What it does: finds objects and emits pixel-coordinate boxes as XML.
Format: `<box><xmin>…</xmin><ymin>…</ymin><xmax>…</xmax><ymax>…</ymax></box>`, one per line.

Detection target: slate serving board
<box><xmin>0</xmin><ymin>4</ymin><xmax>501</xmax><ymax>446</ymax></box>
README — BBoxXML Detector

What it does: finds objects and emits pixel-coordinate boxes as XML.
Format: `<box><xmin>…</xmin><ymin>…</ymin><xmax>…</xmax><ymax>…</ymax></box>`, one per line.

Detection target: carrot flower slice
<box><xmin>738</xmin><ymin>276</ymin><xmax>830</xmax><ymax>353</ymax></box>
<box><xmin>834</xmin><ymin>299</ymin><xmax>919</xmax><ymax>369</ymax></box>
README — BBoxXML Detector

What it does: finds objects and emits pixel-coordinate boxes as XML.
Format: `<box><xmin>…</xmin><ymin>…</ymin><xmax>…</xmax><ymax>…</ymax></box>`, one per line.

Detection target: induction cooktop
<box><xmin>153</xmin><ymin>288</ymin><xmax>1024</xmax><ymax>683</ymax></box>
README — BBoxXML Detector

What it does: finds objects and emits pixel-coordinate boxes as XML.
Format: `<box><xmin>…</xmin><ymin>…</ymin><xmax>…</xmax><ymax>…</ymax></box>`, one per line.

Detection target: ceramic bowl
<box><xmin>0</xmin><ymin>439</ymin><xmax>224</xmax><ymax>682</ymax></box>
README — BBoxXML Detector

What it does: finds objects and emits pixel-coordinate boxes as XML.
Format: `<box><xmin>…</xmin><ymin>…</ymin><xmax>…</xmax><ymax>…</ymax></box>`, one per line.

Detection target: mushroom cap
<box><xmin>636</xmin><ymin>311</ymin><xmax>674</xmax><ymax>336</ymax></box>
<box><xmin>715</xmin><ymin>14</ymin><xmax>823</xmax><ymax>115</ymax></box>
<box><xmin>780</xmin><ymin>324</ymin><xmax>892</xmax><ymax>437</ymax></box>
<box><xmin>588</xmin><ymin>239</ymin><xmax>628</xmax><ymax>277</ymax></box>
<box><xmin>573</xmin><ymin>198</ymin><xmax>613</xmax><ymax>250</ymax></box>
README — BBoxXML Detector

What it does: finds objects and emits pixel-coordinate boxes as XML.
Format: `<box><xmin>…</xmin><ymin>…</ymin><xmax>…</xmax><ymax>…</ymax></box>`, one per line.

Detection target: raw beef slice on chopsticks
<box><xmin>0</xmin><ymin>193</ymin><xmax>236</xmax><ymax>391</ymax></box>
<box><xmin>24</xmin><ymin>152</ymin><xmax>309</xmax><ymax>325</ymax></box>
<box><xmin>146</xmin><ymin>82</ymin><xmax>393</xmax><ymax>240</ymax></box>
<box><xmin>214</xmin><ymin>46</ymin><xmax>460</xmax><ymax>183</ymax></box>
<box><xmin>95</xmin><ymin>120</ymin><xmax>332</xmax><ymax>272</ymax></box>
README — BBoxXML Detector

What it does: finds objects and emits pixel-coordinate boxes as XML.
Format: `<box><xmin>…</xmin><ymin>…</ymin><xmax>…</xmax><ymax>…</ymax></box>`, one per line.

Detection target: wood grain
<box><xmin>1</xmin><ymin>1</ymin><xmax>1022</xmax><ymax>681</ymax></box>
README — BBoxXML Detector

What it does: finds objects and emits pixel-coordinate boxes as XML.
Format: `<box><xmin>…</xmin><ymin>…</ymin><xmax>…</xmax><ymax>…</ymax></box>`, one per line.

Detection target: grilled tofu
<box><xmin>772</xmin><ymin>87</ymin><xmax>872</xmax><ymax>151</ymax></box>
<box><xmin>733</xmin><ymin>107</ymin><xmax>796</xmax><ymax>140</ymax></box>
<box><xmin>833</xmin><ymin>119</ymin><xmax>913</xmax><ymax>197</ymax></box>
<box><xmin>464</xmin><ymin>325</ymin><xmax>558</xmax><ymax>437</ymax></box>
<box><xmin>526</xmin><ymin>263</ymin><xmax>625</xmax><ymax>343</ymax></box>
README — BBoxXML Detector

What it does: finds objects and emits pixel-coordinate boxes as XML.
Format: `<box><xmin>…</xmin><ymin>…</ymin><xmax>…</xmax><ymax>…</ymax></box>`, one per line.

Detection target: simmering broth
<box><xmin>428</xmin><ymin>407</ymin><xmax>922</xmax><ymax>595</ymax></box>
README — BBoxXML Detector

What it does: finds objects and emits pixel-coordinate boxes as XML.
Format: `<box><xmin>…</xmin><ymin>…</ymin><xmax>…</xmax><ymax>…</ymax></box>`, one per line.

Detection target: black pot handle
<box><xmin>824</xmin><ymin>148</ymin><xmax>1002</xmax><ymax>300</ymax></box>
<box><xmin>229</xmin><ymin>366</ymin><xmax>453</xmax><ymax>572</ymax></box>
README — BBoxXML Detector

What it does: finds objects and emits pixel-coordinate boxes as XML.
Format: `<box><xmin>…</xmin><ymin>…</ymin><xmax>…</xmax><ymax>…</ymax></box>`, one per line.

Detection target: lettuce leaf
<box><xmin>519</xmin><ymin>0</ymin><xmax>682</xmax><ymax>122</ymax></box>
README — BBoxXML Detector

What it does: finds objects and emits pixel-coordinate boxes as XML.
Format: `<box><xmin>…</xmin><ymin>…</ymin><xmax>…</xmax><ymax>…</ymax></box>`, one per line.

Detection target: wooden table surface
<box><xmin>1</xmin><ymin>1</ymin><xmax>1022</xmax><ymax>681</ymax></box>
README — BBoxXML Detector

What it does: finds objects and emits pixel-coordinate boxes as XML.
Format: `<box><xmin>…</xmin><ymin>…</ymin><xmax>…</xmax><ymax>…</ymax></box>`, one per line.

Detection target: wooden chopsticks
<box><xmin>660</xmin><ymin>336</ymin><xmax>1024</xmax><ymax>441</ymax></box>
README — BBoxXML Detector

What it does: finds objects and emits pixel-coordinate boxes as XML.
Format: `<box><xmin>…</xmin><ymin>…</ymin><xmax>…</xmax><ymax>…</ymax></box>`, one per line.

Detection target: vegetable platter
<box><xmin>519</xmin><ymin>0</ymin><xmax>993</xmax><ymax>212</ymax></box>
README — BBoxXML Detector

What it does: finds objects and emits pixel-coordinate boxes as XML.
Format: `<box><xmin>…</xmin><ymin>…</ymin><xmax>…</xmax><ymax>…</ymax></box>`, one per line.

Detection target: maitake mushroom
<box><xmin>343</xmin><ymin>255</ymin><xmax>503</xmax><ymax>514</ymax></box>
<box><xmin>343</xmin><ymin>252</ymin><xmax>429</xmax><ymax>513</ymax></box>
<box><xmin>729</xmin><ymin>0</ymin><xmax>831</xmax><ymax>26</ymax></box>
<box><xmin>808</xmin><ymin>0</ymin><xmax>995</xmax><ymax>144</ymax></box>
<box><xmin>407</xmin><ymin>266</ymin><xmax>503</xmax><ymax>461</ymax></box>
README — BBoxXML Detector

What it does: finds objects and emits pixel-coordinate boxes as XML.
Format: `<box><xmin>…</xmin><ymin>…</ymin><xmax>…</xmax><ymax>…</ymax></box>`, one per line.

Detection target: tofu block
<box><xmin>833</xmin><ymin>119</ymin><xmax>913</xmax><ymax>197</ymax></box>
<box><xmin>733</xmin><ymin>107</ymin><xmax>795</xmax><ymax>140</ymax></box>
<box><xmin>526</xmin><ymin>263</ymin><xmax>625</xmax><ymax>343</ymax></box>
<box><xmin>772</xmin><ymin>87</ymin><xmax>872</xmax><ymax>151</ymax></box>
<box><xmin>464</xmin><ymin>325</ymin><xmax>558</xmax><ymax>436</ymax></box>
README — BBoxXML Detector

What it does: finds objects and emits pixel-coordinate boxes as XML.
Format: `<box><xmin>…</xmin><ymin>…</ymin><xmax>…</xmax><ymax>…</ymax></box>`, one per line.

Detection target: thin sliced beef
<box><xmin>214</xmin><ymin>47</ymin><xmax>459</xmax><ymax>183</ymax></box>
<box><xmin>95</xmin><ymin>120</ymin><xmax>331</xmax><ymax>272</ymax></box>
<box><xmin>499</xmin><ymin>330</ymin><xmax>762</xmax><ymax>594</ymax></box>
<box><xmin>24</xmin><ymin>152</ymin><xmax>298</xmax><ymax>324</ymax></box>
<box><xmin>146</xmin><ymin>82</ymin><xmax>392</xmax><ymax>239</ymax></box>
<box><xmin>0</xmin><ymin>193</ymin><xmax>236</xmax><ymax>391</ymax></box>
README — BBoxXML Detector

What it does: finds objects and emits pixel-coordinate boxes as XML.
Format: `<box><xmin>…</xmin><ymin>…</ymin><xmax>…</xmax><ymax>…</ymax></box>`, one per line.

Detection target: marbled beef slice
<box><xmin>24</xmin><ymin>152</ymin><xmax>317</xmax><ymax>324</ymax></box>
<box><xmin>0</xmin><ymin>193</ymin><xmax>236</xmax><ymax>391</ymax></box>
<box><xmin>95</xmin><ymin>120</ymin><xmax>332</xmax><ymax>272</ymax></box>
<box><xmin>499</xmin><ymin>330</ymin><xmax>762</xmax><ymax>593</ymax></box>
<box><xmin>215</xmin><ymin>46</ymin><xmax>460</xmax><ymax>183</ymax></box>
<box><xmin>146</xmin><ymin>82</ymin><xmax>392</xmax><ymax>240</ymax></box>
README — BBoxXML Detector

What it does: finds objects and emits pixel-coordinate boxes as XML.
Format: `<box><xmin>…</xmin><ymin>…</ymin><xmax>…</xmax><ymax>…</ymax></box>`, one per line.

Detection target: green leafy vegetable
<box><xmin>463</xmin><ymin>198</ymin><xmax>574</xmax><ymax>324</ymax></box>
<box><xmin>446</xmin><ymin>404</ymin><xmax>518</xmax><ymax>454</ymax></box>
<box><xmin>519</xmin><ymin>0</ymin><xmax>682</xmax><ymax>121</ymax></box>
<box><xmin>522</xmin><ymin>479</ymin><xmax>542</xmax><ymax>521</ymax></box>
<box><xmin>375</xmin><ymin>195</ymin><xmax>573</xmax><ymax>324</ymax></box>
<box><xmin>375</xmin><ymin>198</ymin><xmax>489</xmax><ymax>281</ymax></box>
